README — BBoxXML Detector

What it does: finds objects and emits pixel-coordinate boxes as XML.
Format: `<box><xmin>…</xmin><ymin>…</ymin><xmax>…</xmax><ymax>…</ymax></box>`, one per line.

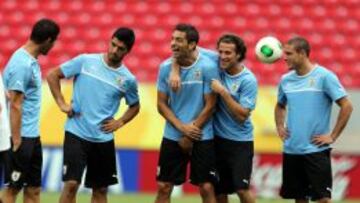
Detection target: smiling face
<box><xmin>170</xmin><ymin>30</ymin><xmax>195</xmax><ymax>62</ymax></box>
<box><xmin>217</xmin><ymin>42</ymin><xmax>240</xmax><ymax>71</ymax></box>
<box><xmin>107</xmin><ymin>37</ymin><xmax>128</xmax><ymax>64</ymax></box>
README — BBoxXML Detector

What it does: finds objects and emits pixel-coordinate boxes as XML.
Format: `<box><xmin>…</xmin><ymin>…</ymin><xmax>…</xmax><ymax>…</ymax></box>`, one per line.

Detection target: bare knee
<box><xmin>63</xmin><ymin>181</ymin><xmax>80</xmax><ymax>196</ymax></box>
<box><xmin>156</xmin><ymin>182</ymin><xmax>173</xmax><ymax>197</ymax></box>
<box><xmin>216</xmin><ymin>194</ymin><xmax>228</xmax><ymax>203</ymax></box>
<box><xmin>317</xmin><ymin>197</ymin><xmax>331</xmax><ymax>203</ymax></box>
<box><xmin>24</xmin><ymin>187</ymin><xmax>41</xmax><ymax>197</ymax></box>
<box><xmin>92</xmin><ymin>187</ymin><xmax>108</xmax><ymax>197</ymax></box>
<box><xmin>237</xmin><ymin>189</ymin><xmax>249</xmax><ymax>197</ymax></box>
<box><xmin>199</xmin><ymin>182</ymin><xmax>215</xmax><ymax>196</ymax></box>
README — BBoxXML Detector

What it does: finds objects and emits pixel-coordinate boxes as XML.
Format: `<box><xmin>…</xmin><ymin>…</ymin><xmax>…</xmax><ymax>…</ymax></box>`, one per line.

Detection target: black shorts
<box><xmin>280</xmin><ymin>149</ymin><xmax>332</xmax><ymax>201</ymax></box>
<box><xmin>214</xmin><ymin>137</ymin><xmax>254</xmax><ymax>194</ymax></box>
<box><xmin>4</xmin><ymin>137</ymin><xmax>42</xmax><ymax>189</ymax></box>
<box><xmin>0</xmin><ymin>150</ymin><xmax>7</xmax><ymax>186</ymax></box>
<box><xmin>156</xmin><ymin>138</ymin><xmax>218</xmax><ymax>186</ymax></box>
<box><xmin>62</xmin><ymin>131</ymin><xmax>118</xmax><ymax>188</ymax></box>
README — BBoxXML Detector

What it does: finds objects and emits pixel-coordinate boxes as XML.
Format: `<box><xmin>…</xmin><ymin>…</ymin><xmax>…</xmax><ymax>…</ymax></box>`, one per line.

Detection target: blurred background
<box><xmin>0</xmin><ymin>0</ymin><xmax>359</xmax><ymax>202</ymax></box>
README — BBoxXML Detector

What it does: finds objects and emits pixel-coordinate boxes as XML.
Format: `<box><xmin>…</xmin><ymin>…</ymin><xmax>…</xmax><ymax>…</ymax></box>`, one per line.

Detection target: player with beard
<box><xmin>2</xmin><ymin>18</ymin><xmax>60</xmax><ymax>203</ymax></box>
<box><xmin>155</xmin><ymin>23</ymin><xmax>219</xmax><ymax>203</ymax></box>
<box><xmin>47</xmin><ymin>27</ymin><xmax>140</xmax><ymax>203</ymax></box>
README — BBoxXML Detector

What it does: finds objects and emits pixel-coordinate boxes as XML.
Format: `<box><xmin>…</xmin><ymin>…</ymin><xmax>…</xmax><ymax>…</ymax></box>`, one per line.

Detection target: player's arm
<box><xmin>312</xmin><ymin>73</ymin><xmax>353</xmax><ymax>145</ymax></box>
<box><xmin>101</xmin><ymin>103</ymin><xmax>140</xmax><ymax>133</ymax></box>
<box><xmin>102</xmin><ymin>78</ymin><xmax>141</xmax><ymax>133</ymax></box>
<box><xmin>312</xmin><ymin>97</ymin><xmax>353</xmax><ymax>145</ymax></box>
<box><xmin>274</xmin><ymin>82</ymin><xmax>288</xmax><ymax>141</ymax></box>
<box><xmin>193</xmin><ymin>63</ymin><xmax>220</xmax><ymax>128</ymax></box>
<box><xmin>193</xmin><ymin>93</ymin><xmax>217</xmax><ymax>128</ymax></box>
<box><xmin>274</xmin><ymin>102</ymin><xmax>288</xmax><ymax>141</ymax></box>
<box><xmin>47</xmin><ymin>67</ymin><xmax>74</xmax><ymax>117</ymax></box>
<box><xmin>157</xmin><ymin>91</ymin><xmax>201</xmax><ymax>140</ymax></box>
<box><xmin>169</xmin><ymin>59</ymin><xmax>181</xmax><ymax>92</ymax></box>
<box><xmin>211</xmin><ymin>79</ymin><xmax>255</xmax><ymax>123</ymax></box>
<box><xmin>8</xmin><ymin>90</ymin><xmax>24</xmax><ymax>151</ymax></box>
<box><xmin>330</xmin><ymin>97</ymin><xmax>353</xmax><ymax>140</ymax></box>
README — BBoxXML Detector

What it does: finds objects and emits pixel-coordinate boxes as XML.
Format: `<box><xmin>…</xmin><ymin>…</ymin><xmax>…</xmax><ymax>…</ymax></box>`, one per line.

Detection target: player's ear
<box><xmin>189</xmin><ymin>41</ymin><xmax>196</xmax><ymax>51</ymax></box>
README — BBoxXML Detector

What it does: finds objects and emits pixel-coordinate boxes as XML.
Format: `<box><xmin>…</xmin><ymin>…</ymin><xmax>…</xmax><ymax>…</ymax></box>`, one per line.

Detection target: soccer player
<box><xmin>155</xmin><ymin>24</ymin><xmax>219</xmax><ymax>203</ymax></box>
<box><xmin>169</xmin><ymin>34</ymin><xmax>257</xmax><ymax>203</ymax></box>
<box><xmin>211</xmin><ymin>34</ymin><xmax>257</xmax><ymax>203</ymax></box>
<box><xmin>275</xmin><ymin>37</ymin><xmax>353</xmax><ymax>203</ymax></box>
<box><xmin>2</xmin><ymin>18</ymin><xmax>60</xmax><ymax>203</ymax></box>
<box><xmin>47</xmin><ymin>27</ymin><xmax>139</xmax><ymax>203</ymax></box>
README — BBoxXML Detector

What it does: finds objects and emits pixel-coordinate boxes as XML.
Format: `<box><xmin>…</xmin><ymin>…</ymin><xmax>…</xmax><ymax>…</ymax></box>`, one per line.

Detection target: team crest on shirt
<box><xmin>193</xmin><ymin>70</ymin><xmax>202</xmax><ymax>80</ymax></box>
<box><xmin>116</xmin><ymin>76</ymin><xmax>127</xmax><ymax>88</ymax></box>
<box><xmin>231</xmin><ymin>83</ymin><xmax>239</xmax><ymax>93</ymax></box>
<box><xmin>309</xmin><ymin>77</ymin><xmax>316</xmax><ymax>87</ymax></box>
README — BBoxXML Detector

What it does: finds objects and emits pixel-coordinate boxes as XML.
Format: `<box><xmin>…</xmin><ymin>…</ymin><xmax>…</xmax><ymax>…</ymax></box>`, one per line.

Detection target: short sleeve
<box><xmin>125</xmin><ymin>78</ymin><xmax>140</xmax><ymax>106</ymax></box>
<box><xmin>203</xmin><ymin>64</ymin><xmax>220</xmax><ymax>94</ymax></box>
<box><xmin>323</xmin><ymin>72</ymin><xmax>347</xmax><ymax>101</ymax></box>
<box><xmin>277</xmin><ymin>82</ymin><xmax>287</xmax><ymax>105</ymax></box>
<box><xmin>6</xmin><ymin>65</ymin><xmax>31</xmax><ymax>93</ymax></box>
<box><xmin>238</xmin><ymin>78</ymin><xmax>258</xmax><ymax>110</ymax></box>
<box><xmin>156</xmin><ymin>64</ymin><xmax>169</xmax><ymax>94</ymax></box>
<box><xmin>60</xmin><ymin>55</ymin><xmax>84</xmax><ymax>78</ymax></box>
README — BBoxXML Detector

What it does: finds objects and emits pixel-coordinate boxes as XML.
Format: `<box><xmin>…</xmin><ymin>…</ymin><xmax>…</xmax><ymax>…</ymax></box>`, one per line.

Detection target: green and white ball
<box><xmin>255</xmin><ymin>36</ymin><xmax>282</xmax><ymax>64</ymax></box>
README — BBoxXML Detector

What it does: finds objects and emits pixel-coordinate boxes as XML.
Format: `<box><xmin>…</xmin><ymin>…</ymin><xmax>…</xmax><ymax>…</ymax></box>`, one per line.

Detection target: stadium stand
<box><xmin>0</xmin><ymin>0</ymin><xmax>359</xmax><ymax>86</ymax></box>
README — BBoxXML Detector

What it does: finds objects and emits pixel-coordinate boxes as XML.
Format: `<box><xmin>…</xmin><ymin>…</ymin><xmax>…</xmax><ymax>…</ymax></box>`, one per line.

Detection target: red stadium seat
<box><xmin>0</xmin><ymin>0</ymin><xmax>358</xmax><ymax>87</ymax></box>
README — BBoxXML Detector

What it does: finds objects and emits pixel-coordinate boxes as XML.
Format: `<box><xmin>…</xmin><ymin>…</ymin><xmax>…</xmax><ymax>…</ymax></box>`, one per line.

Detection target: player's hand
<box><xmin>211</xmin><ymin>79</ymin><xmax>226</xmax><ymax>94</ymax></box>
<box><xmin>178</xmin><ymin>136</ymin><xmax>193</xmax><ymax>154</ymax></box>
<box><xmin>276</xmin><ymin>125</ymin><xmax>289</xmax><ymax>141</ymax></box>
<box><xmin>59</xmin><ymin>103</ymin><xmax>74</xmax><ymax>117</ymax></box>
<box><xmin>12</xmin><ymin>136</ymin><xmax>22</xmax><ymax>152</ymax></box>
<box><xmin>180</xmin><ymin>123</ymin><xmax>202</xmax><ymax>141</ymax></box>
<box><xmin>312</xmin><ymin>134</ymin><xmax>334</xmax><ymax>146</ymax></box>
<box><xmin>169</xmin><ymin>69</ymin><xmax>181</xmax><ymax>92</ymax></box>
<box><xmin>101</xmin><ymin>118</ymin><xmax>124</xmax><ymax>133</ymax></box>
<box><xmin>169</xmin><ymin>58</ymin><xmax>181</xmax><ymax>92</ymax></box>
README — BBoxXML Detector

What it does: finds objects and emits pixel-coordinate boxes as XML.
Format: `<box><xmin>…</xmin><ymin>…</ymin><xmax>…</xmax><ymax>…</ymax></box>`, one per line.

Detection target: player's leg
<box><xmin>232</xmin><ymin>141</ymin><xmax>255</xmax><ymax>203</ymax></box>
<box><xmin>191</xmin><ymin>140</ymin><xmax>217</xmax><ymax>203</ymax></box>
<box><xmin>23</xmin><ymin>138</ymin><xmax>42</xmax><ymax>203</ymax></box>
<box><xmin>304</xmin><ymin>149</ymin><xmax>332</xmax><ymax>203</ymax></box>
<box><xmin>91</xmin><ymin>187</ymin><xmax>108</xmax><ymax>203</ymax></box>
<box><xmin>59</xmin><ymin>132</ymin><xmax>88</xmax><ymax>203</ymax></box>
<box><xmin>1</xmin><ymin>187</ymin><xmax>20</xmax><ymax>203</ymax></box>
<box><xmin>155</xmin><ymin>138</ymin><xmax>189</xmax><ymax>203</ymax></box>
<box><xmin>86</xmin><ymin>139</ymin><xmax>117</xmax><ymax>203</ymax></box>
<box><xmin>295</xmin><ymin>200</ymin><xmax>309</xmax><ymax>203</ymax></box>
<box><xmin>2</xmin><ymin>138</ymin><xmax>34</xmax><ymax>203</ymax></box>
<box><xmin>214</xmin><ymin>137</ymin><xmax>234</xmax><ymax>203</ymax></box>
<box><xmin>23</xmin><ymin>187</ymin><xmax>41</xmax><ymax>203</ymax></box>
<box><xmin>0</xmin><ymin>150</ymin><xmax>8</xmax><ymax>202</ymax></box>
<box><xmin>216</xmin><ymin>194</ymin><xmax>228</xmax><ymax>203</ymax></box>
<box><xmin>280</xmin><ymin>153</ymin><xmax>310</xmax><ymax>203</ymax></box>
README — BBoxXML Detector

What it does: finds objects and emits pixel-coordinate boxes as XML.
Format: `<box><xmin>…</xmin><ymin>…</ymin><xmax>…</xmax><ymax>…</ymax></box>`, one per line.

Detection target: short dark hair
<box><xmin>217</xmin><ymin>34</ymin><xmax>247</xmax><ymax>62</ymax></box>
<box><xmin>174</xmin><ymin>23</ymin><xmax>199</xmax><ymax>44</ymax></box>
<box><xmin>30</xmin><ymin>18</ymin><xmax>60</xmax><ymax>44</ymax></box>
<box><xmin>112</xmin><ymin>27</ymin><xmax>136</xmax><ymax>51</ymax></box>
<box><xmin>287</xmin><ymin>36</ymin><xmax>311</xmax><ymax>57</ymax></box>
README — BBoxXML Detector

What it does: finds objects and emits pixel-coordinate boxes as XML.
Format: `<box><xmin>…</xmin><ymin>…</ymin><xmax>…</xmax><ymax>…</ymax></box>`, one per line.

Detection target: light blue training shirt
<box><xmin>3</xmin><ymin>48</ymin><xmax>42</xmax><ymax>138</ymax></box>
<box><xmin>214</xmin><ymin>67</ymin><xmax>258</xmax><ymax>141</ymax></box>
<box><xmin>61</xmin><ymin>53</ymin><xmax>139</xmax><ymax>142</ymax></box>
<box><xmin>277</xmin><ymin>65</ymin><xmax>347</xmax><ymax>154</ymax></box>
<box><xmin>157</xmin><ymin>52</ymin><xmax>220</xmax><ymax>141</ymax></box>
